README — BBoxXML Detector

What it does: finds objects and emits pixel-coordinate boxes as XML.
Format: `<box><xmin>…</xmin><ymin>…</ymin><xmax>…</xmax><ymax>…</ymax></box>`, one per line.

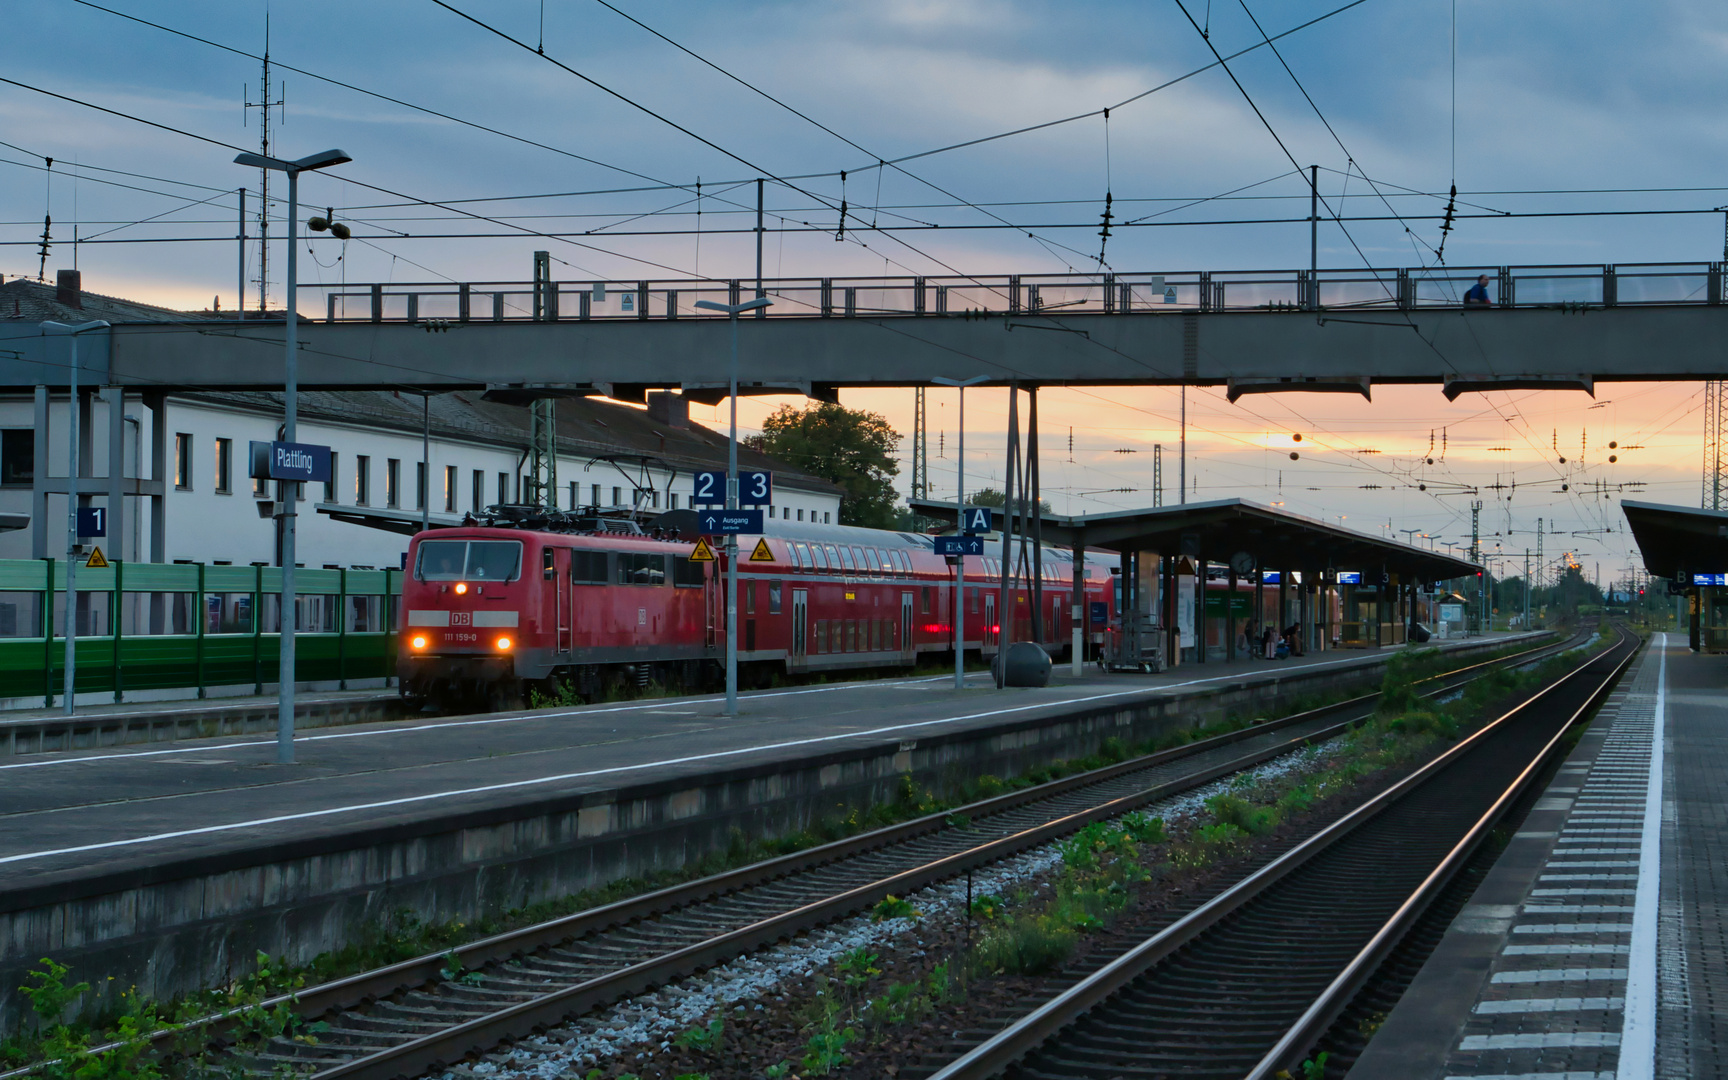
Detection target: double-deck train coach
<box><xmin>398</xmin><ymin>509</ymin><xmax>1116</xmax><ymax>709</ymax></box>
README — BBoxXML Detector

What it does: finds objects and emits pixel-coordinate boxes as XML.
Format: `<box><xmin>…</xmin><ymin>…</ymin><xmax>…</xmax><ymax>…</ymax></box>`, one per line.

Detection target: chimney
<box><xmin>646</xmin><ymin>391</ymin><xmax>689</xmax><ymax>429</ymax></box>
<box><xmin>55</xmin><ymin>269</ymin><xmax>82</xmax><ymax>308</ymax></box>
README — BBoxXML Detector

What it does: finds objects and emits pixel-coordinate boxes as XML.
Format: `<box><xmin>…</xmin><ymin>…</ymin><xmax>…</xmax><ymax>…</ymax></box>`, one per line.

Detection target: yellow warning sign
<box><xmin>85</xmin><ymin>546</ymin><xmax>109</xmax><ymax>569</ymax></box>
<box><xmin>749</xmin><ymin>538</ymin><xmax>775</xmax><ymax>563</ymax></box>
<box><xmin>689</xmin><ymin>537</ymin><xmax>717</xmax><ymax>562</ymax></box>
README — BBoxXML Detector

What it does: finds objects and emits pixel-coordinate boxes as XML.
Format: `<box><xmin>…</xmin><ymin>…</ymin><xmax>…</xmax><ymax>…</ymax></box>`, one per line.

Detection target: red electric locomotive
<box><xmin>398</xmin><ymin>514</ymin><xmax>1117</xmax><ymax>710</ymax></box>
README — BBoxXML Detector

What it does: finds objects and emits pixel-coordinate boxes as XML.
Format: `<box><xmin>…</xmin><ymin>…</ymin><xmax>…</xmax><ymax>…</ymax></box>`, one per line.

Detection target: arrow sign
<box><xmin>698</xmin><ymin>509</ymin><xmax>765</xmax><ymax>535</ymax></box>
<box><xmin>935</xmin><ymin>535</ymin><xmax>985</xmax><ymax>556</ymax></box>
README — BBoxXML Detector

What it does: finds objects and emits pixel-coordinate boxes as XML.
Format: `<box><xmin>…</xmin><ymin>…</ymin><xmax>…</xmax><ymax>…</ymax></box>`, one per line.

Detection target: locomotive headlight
<box><xmin>410</xmin><ymin>635</ymin><xmax>428</xmax><ymax>650</ymax></box>
<box><xmin>455</xmin><ymin>582</ymin><xmax>468</xmax><ymax>595</ymax></box>
<box><xmin>496</xmin><ymin>636</ymin><xmax>513</xmax><ymax>651</ymax></box>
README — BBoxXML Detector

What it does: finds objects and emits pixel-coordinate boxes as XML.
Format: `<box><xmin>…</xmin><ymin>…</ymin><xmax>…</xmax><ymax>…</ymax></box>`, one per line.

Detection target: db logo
<box><xmin>450</xmin><ymin>611</ymin><xmax>472</xmax><ymax>626</ymax></box>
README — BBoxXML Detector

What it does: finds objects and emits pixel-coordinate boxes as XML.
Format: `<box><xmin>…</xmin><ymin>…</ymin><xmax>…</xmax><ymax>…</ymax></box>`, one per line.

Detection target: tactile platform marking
<box><xmin>1440</xmin><ymin>640</ymin><xmax>1663</xmax><ymax>1080</ymax></box>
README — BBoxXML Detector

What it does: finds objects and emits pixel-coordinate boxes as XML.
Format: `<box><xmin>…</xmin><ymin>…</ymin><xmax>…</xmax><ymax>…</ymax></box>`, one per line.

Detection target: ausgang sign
<box><xmin>250</xmin><ymin>440</ymin><xmax>333</xmax><ymax>483</ymax></box>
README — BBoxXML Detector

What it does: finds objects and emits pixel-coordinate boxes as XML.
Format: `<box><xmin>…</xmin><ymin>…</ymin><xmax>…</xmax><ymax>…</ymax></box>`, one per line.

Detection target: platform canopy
<box><xmin>1621</xmin><ymin>499</ymin><xmax>1728</xmax><ymax>582</ymax></box>
<box><xmin>910</xmin><ymin>497</ymin><xmax>1480</xmax><ymax>584</ymax></box>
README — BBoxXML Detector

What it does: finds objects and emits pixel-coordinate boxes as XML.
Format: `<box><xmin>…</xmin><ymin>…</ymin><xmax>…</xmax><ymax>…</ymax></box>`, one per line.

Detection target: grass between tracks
<box><xmin>1</xmin><ymin>633</ymin><xmax>1584</xmax><ymax>1077</ymax></box>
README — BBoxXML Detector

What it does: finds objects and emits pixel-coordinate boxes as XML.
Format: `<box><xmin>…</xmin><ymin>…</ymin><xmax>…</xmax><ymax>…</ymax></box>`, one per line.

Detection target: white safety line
<box><xmin>0</xmin><ymin>673</ymin><xmax>961</xmax><ymax>771</ymax></box>
<box><xmin>0</xmin><ymin>650</ymin><xmax>1388</xmax><ymax>772</ymax></box>
<box><xmin>1618</xmin><ymin>632</ymin><xmax>1665</xmax><ymax>1080</ymax></box>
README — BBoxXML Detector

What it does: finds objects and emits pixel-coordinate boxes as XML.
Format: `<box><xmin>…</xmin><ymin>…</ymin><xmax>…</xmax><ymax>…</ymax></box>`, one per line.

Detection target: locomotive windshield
<box><xmin>415</xmin><ymin>539</ymin><xmax>523</xmax><ymax>582</ymax></box>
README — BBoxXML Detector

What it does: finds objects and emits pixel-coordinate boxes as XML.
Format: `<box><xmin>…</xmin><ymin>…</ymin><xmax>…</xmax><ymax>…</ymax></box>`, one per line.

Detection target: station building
<box><xmin>0</xmin><ymin>274</ymin><xmax>841</xmax><ymax>632</ymax></box>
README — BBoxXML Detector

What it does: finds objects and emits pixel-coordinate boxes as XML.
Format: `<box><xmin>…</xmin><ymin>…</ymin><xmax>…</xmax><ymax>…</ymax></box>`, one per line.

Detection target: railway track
<box><xmin>927</xmin><ymin>625</ymin><xmax>1638</xmax><ymax>1080</ymax></box>
<box><xmin>129</xmin><ymin>633</ymin><xmax>1570</xmax><ymax>1080</ymax></box>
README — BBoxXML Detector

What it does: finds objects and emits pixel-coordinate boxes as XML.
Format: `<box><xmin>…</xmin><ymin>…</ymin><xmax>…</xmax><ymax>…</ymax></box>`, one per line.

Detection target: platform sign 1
<box><xmin>934</xmin><ymin>535</ymin><xmax>984</xmax><ymax>556</ymax></box>
<box><xmin>961</xmin><ymin>506</ymin><xmax>994</xmax><ymax>534</ymax></box>
<box><xmin>738</xmin><ymin>469</ymin><xmax>773</xmax><ymax>507</ymax></box>
<box><xmin>697</xmin><ymin>508</ymin><xmax>765</xmax><ymax>535</ymax></box>
<box><xmin>75</xmin><ymin>506</ymin><xmax>106</xmax><ymax>538</ymax></box>
<box><xmin>691</xmin><ymin>470</ymin><xmax>726</xmax><ymax>506</ymax></box>
<box><xmin>1693</xmin><ymin>572</ymin><xmax>1728</xmax><ymax>586</ymax></box>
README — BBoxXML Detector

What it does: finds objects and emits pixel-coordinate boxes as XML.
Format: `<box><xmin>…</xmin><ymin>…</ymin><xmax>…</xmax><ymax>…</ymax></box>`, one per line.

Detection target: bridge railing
<box><xmin>305</xmin><ymin>261</ymin><xmax>1725</xmax><ymax>324</ymax></box>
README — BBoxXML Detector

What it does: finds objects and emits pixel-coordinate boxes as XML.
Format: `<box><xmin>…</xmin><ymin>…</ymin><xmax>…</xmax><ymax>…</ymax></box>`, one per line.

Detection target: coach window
<box><xmin>836</xmin><ymin>545</ymin><xmax>855</xmax><ymax>572</ymax></box>
<box><xmin>572</xmin><ymin>549</ymin><xmax>609</xmax><ymax>584</ymax></box>
<box><xmin>542</xmin><ymin>549</ymin><xmax>555</xmax><ymax>579</ymax></box>
<box><xmin>804</xmin><ymin>543</ymin><xmax>822</xmax><ymax>571</ymax></box>
<box><xmin>769</xmin><ymin>580</ymin><xmax>782</xmax><ymax>614</ymax></box>
<box><xmin>823</xmin><ymin>543</ymin><xmax>841</xmax><ymax>569</ymax></box>
<box><xmin>860</xmin><ymin>548</ymin><xmax>878</xmax><ymax>575</ymax></box>
<box><xmin>970</xmin><ymin>587</ymin><xmax>980</xmax><ymax>613</ymax></box>
<box><xmin>617</xmin><ymin>552</ymin><xmax>665</xmax><ymax>585</ymax></box>
<box><xmin>851</xmin><ymin>546</ymin><xmax>869</xmax><ymax>573</ymax></box>
<box><xmin>921</xmin><ymin>586</ymin><xmax>931</xmax><ymax>614</ymax></box>
<box><xmin>671</xmin><ymin>554</ymin><xmax>703</xmax><ymax>588</ymax></box>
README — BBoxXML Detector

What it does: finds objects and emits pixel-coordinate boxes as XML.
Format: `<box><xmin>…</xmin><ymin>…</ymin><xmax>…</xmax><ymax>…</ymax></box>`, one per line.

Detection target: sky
<box><xmin>4</xmin><ymin>0</ymin><xmax>1726</xmax><ymax>585</ymax></box>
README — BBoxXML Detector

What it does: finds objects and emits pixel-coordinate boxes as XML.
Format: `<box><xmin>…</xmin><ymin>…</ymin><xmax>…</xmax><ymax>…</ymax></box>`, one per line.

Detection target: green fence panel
<box><xmin>122</xmin><ymin>563</ymin><xmax>200</xmax><ymax>591</ymax></box>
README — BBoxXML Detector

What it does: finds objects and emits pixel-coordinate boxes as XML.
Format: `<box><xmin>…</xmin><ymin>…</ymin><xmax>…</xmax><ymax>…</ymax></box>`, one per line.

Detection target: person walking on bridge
<box><xmin>1464</xmin><ymin>273</ymin><xmax>1492</xmax><ymax>307</ymax></box>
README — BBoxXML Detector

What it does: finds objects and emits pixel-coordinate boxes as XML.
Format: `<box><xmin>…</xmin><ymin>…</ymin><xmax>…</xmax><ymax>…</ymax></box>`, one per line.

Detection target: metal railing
<box><xmin>305</xmin><ymin>262</ymin><xmax>1726</xmax><ymax>324</ymax></box>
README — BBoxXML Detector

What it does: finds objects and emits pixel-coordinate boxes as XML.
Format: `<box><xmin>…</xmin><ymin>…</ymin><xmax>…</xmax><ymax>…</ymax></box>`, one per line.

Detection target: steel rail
<box><xmin>1246</xmin><ymin>628</ymin><xmax>1641</xmax><ymax>1078</ymax></box>
<box><xmin>925</xmin><ymin>626</ymin><xmax>1633</xmax><ymax>1080</ymax></box>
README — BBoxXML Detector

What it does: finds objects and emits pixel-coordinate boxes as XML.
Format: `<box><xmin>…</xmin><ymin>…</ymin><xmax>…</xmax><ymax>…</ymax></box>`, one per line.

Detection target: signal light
<box><xmin>496</xmin><ymin>636</ymin><xmax>513</xmax><ymax>651</ymax></box>
<box><xmin>455</xmin><ymin>582</ymin><xmax>469</xmax><ymax>595</ymax></box>
<box><xmin>410</xmin><ymin>635</ymin><xmax>428</xmax><ymax>650</ymax></box>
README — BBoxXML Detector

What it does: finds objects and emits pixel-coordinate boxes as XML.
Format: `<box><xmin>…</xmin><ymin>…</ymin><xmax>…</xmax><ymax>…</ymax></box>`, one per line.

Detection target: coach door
<box><xmin>791</xmin><ymin>589</ymin><xmax>808</xmax><ymax>666</ymax></box>
<box><xmin>558</xmin><ymin>549</ymin><xmax>575</xmax><ymax>653</ymax></box>
<box><xmin>900</xmin><ymin>591</ymin><xmax>915</xmax><ymax>658</ymax></box>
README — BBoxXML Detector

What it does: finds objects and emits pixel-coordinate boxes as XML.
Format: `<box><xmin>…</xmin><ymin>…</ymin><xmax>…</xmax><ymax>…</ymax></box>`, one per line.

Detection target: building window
<box><xmin>174</xmin><ymin>433</ymin><xmax>193</xmax><ymax>490</ymax></box>
<box><xmin>0</xmin><ymin>429</ymin><xmax>33</xmax><ymax>486</ymax></box>
<box><xmin>569</xmin><ymin>481</ymin><xmax>578</xmax><ymax>509</ymax></box>
<box><xmin>796</xmin><ymin>508</ymin><xmax>804</xmax><ymax>522</ymax></box>
<box><xmin>669</xmin><ymin>492</ymin><xmax>679</xmax><ymax>510</ymax></box>
<box><xmin>355</xmin><ymin>455</ymin><xmax>371</xmax><ymax>505</ymax></box>
<box><xmin>824</xmin><ymin>511</ymin><xmax>831</xmax><ymax>524</ymax></box>
<box><xmin>213</xmin><ymin>437</ymin><xmax>232</xmax><ymax>494</ymax></box>
<box><xmin>415</xmin><ymin>461</ymin><xmax>426</xmax><ymax>511</ymax></box>
<box><xmin>386</xmin><ymin>459</ymin><xmax>400</xmax><ymax>508</ymax></box>
<box><xmin>612</xmin><ymin>486</ymin><xmax>622</xmax><ymax>507</ymax></box>
<box><xmin>445</xmin><ymin>466</ymin><xmax>458</xmax><ymax>513</ymax></box>
<box><xmin>591</xmin><ymin>483</ymin><xmax>601</xmax><ymax>507</ymax></box>
<box><xmin>324</xmin><ymin>452</ymin><xmax>338</xmax><ymax>503</ymax></box>
<box><xmin>649</xmin><ymin>489</ymin><xmax>660</xmax><ymax>509</ymax></box>
<box><xmin>498</xmin><ymin>471</ymin><xmax>508</xmax><ymax>505</ymax></box>
<box><xmin>472</xmin><ymin>469</ymin><xmax>484</xmax><ymax>512</ymax></box>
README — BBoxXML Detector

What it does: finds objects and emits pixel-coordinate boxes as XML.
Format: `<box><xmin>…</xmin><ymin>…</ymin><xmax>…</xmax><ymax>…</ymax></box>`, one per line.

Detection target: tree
<box><xmin>966</xmin><ymin>486</ymin><xmax>1055</xmax><ymax>517</ymax></box>
<box><xmin>745</xmin><ymin>402</ymin><xmax>901</xmax><ymax>528</ymax></box>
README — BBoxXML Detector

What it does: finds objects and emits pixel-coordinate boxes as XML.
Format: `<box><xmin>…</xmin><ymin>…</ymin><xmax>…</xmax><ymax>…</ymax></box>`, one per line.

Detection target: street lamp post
<box><xmin>933</xmin><ymin>375</ymin><xmax>987</xmax><ymax>691</ymax></box>
<box><xmin>694</xmin><ymin>295</ymin><xmax>772</xmax><ymax>717</ymax></box>
<box><xmin>41</xmin><ymin>319</ymin><xmax>110</xmax><ymax>715</ymax></box>
<box><xmin>234</xmin><ymin>148</ymin><xmax>351</xmax><ymax>763</ymax></box>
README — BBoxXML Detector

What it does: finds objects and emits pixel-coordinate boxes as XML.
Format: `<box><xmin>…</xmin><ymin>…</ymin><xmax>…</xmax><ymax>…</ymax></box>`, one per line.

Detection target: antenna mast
<box><xmin>244</xmin><ymin>15</ymin><xmax>283</xmax><ymax>313</ymax></box>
